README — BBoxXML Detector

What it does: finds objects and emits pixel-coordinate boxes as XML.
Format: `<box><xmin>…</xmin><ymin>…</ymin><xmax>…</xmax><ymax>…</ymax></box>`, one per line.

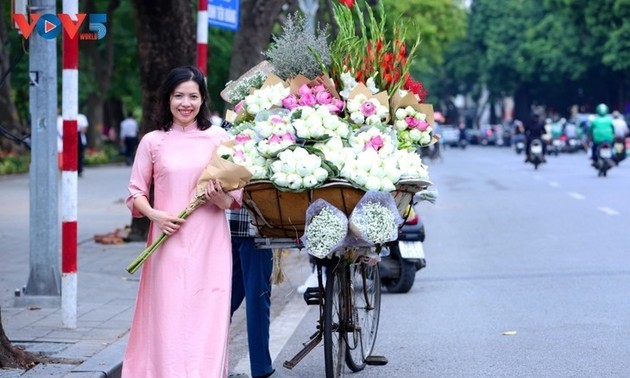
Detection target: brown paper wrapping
<box><xmin>390</xmin><ymin>91</ymin><xmax>435</xmax><ymax>129</ymax></box>
<box><xmin>234</xmin><ymin>73</ymin><xmax>290</xmax><ymax>121</ymax></box>
<box><xmin>287</xmin><ymin>74</ymin><xmax>343</xmax><ymax>101</ymax></box>
<box><xmin>220</xmin><ymin>60</ymin><xmax>275</xmax><ymax>104</ymax></box>
<box><xmin>195</xmin><ymin>141</ymin><xmax>253</xmax><ymax>198</ymax></box>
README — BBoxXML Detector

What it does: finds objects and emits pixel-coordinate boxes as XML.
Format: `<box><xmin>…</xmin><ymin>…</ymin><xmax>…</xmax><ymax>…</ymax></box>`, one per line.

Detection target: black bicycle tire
<box><xmin>324</xmin><ymin>263</ymin><xmax>345</xmax><ymax>378</ymax></box>
<box><xmin>345</xmin><ymin>258</ymin><xmax>382</xmax><ymax>371</ymax></box>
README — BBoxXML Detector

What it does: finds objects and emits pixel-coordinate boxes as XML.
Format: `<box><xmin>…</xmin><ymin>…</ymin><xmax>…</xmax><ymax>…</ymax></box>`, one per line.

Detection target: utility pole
<box><xmin>298</xmin><ymin>0</ymin><xmax>319</xmax><ymax>34</ymax></box>
<box><xmin>15</xmin><ymin>0</ymin><xmax>60</xmax><ymax>307</ymax></box>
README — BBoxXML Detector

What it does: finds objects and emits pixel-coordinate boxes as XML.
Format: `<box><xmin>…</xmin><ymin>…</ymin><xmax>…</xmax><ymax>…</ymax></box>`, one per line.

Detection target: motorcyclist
<box><xmin>524</xmin><ymin>112</ymin><xmax>546</xmax><ymax>162</ymax></box>
<box><xmin>588</xmin><ymin>103</ymin><xmax>615</xmax><ymax>164</ymax></box>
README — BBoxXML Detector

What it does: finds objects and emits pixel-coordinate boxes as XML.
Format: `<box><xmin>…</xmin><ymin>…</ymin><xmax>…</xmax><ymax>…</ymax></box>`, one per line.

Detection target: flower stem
<box><xmin>126</xmin><ymin>209</ymin><xmax>189</xmax><ymax>274</ymax></box>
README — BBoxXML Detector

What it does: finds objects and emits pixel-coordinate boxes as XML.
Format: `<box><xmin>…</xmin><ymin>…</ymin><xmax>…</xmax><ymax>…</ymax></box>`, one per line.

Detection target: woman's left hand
<box><xmin>205</xmin><ymin>179</ymin><xmax>233</xmax><ymax>210</ymax></box>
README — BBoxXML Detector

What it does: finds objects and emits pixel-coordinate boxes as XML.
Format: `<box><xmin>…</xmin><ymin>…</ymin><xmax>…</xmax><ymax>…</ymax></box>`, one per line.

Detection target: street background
<box><xmin>2</xmin><ymin>145</ymin><xmax>630</xmax><ymax>377</ymax></box>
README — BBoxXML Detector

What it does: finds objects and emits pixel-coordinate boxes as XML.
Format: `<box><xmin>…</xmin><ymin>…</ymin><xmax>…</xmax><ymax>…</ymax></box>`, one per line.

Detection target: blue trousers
<box><xmin>230</xmin><ymin>237</ymin><xmax>273</xmax><ymax>377</ymax></box>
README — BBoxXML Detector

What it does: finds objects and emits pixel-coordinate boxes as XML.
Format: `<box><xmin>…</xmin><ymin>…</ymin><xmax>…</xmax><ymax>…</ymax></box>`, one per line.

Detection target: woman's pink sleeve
<box><xmin>126</xmin><ymin>136</ymin><xmax>153</xmax><ymax>218</ymax></box>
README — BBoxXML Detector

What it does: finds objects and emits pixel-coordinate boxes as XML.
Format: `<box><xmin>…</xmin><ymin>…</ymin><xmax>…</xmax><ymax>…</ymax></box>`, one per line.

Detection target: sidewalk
<box><xmin>0</xmin><ymin>164</ymin><xmax>312</xmax><ymax>378</ymax></box>
<box><xmin>1</xmin><ymin>164</ymin><xmax>140</xmax><ymax>378</ymax></box>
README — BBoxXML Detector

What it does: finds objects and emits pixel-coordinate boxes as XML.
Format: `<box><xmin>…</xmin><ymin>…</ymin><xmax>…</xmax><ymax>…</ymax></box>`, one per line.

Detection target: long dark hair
<box><xmin>153</xmin><ymin>65</ymin><xmax>212</xmax><ymax>131</ymax></box>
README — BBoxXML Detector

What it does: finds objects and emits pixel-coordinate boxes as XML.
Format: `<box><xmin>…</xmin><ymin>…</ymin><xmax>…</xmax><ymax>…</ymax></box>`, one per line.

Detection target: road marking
<box><xmin>598</xmin><ymin>207</ymin><xmax>620</xmax><ymax>216</ymax></box>
<box><xmin>549</xmin><ymin>181</ymin><xmax>560</xmax><ymax>187</ymax></box>
<box><xmin>568</xmin><ymin>192</ymin><xmax>585</xmax><ymax>200</ymax></box>
<box><xmin>234</xmin><ymin>294</ymin><xmax>311</xmax><ymax>373</ymax></box>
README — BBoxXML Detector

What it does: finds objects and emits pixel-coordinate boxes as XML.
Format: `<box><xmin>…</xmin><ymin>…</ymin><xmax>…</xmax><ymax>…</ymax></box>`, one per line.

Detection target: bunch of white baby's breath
<box><xmin>303</xmin><ymin>206</ymin><xmax>347</xmax><ymax>258</ymax></box>
<box><xmin>360</xmin><ymin>202</ymin><xmax>398</xmax><ymax>245</ymax></box>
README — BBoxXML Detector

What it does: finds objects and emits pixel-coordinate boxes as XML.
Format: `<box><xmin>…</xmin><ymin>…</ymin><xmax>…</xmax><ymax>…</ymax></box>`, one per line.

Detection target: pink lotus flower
<box><xmin>280</xmin><ymin>132</ymin><xmax>295</xmax><ymax>142</ymax></box>
<box><xmin>235</xmin><ymin>133</ymin><xmax>252</xmax><ymax>143</ymax></box>
<box><xmin>416</xmin><ymin>121</ymin><xmax>430</xmax><ymax>131</ymax></box>
<box><xmin>282</xmin><ymin>95</ymin><xmax>299</xmax><ymax>110</ymax></box>
<box><xmin>270</xmin><ymin>116</ymin><xmax>286</xmax><ymax>124</ymax></box>
<box><xmin>234</xmin><ymin>100</ymin><xmax>244</xmax><ymax>113</ymax></box>
<box><xmin>315</xmin><ymin>91</ymin><xmax>333</xmax><ymax>105</ymax></box>
<box><xmin>298</xmin><ymin>84</ymin><xmax>312</xmax><ymax>97</ymax></box>
<box><xmin>312</xmin><ymin>84</ymin><xmax>326</xmax><ymax>94</ymax></box>
<box><xmin>269</xmin><ymin>134</ymin><xmax>282</xmax><ymax>144</ymax></box>
<box><xmin>360</xmin><ymin>101</ymin><xmax>376</xmax><ymax>117</ymax></box>
<box><xmin>298</xmin><ymin>93</ymin><xmax>317</xmax><ymax>107</ymax></box>
<box><xmin>405</xmin><ymin>116</ymin><xmax>421</xmax><ymax>128</ymax></box>
<box><xmin>234</xmin><ymin>150</ymin><xmax>245</xmax><ymax>159</ymax></box>
<box><xmin>365</xmin><ymin>135</ymin><xmax>384</xmax><ymax>151</ymax></box>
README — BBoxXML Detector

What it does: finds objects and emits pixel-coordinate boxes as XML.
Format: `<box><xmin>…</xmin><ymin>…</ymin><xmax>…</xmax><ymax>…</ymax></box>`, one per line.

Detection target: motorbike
<box><xmin>594</xmin><ymin>142</ymin><xmax>614</xmax><ymax>177</ymax></box>
<box><xmin>612</xmin><ymin>138</ymin><xmax>627</xmax><ymax>165</ymax></box>
<box><xmin>526</xmin><ymin>138</ymin><xmax>545</xmax><ymax>169</ymax></box>
<box><xmin>513</xmin><ymin>134</ymin><xmax>526</xmax><ymax>154</ymax></box>
<box><xmin>380</xmin><ymin>205</ymin><xmax>426</xmax><ymax>294</ymax></box>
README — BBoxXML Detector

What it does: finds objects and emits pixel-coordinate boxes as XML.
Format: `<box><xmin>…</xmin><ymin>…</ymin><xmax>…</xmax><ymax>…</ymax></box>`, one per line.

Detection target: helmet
<box><xmin>596</xmin><ymin>103</ymin><xmax>609</xmax><ymax>116</ymax></box>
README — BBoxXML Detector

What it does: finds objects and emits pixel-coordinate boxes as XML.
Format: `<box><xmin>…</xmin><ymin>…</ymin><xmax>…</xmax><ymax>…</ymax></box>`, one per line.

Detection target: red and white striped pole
<box><xmin>196</xmin><ymin>0</ymin><xmax>208</xmax><ymax>78</ymax></box>
<box><xmin>61</xmin><ymin>0</ymin><xmax>79</xmax><ymax>329</ymax></box>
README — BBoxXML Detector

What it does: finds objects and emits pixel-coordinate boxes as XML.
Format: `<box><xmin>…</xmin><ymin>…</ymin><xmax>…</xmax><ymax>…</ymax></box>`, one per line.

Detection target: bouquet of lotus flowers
<box><xmin>393</xmin><ymin>105</ymin><xmax>432</xmax><ymax>148</ymax></box>
<box><xmin>347</xmin><ymin>191</ymin><xmax>403</xmax><ymax>247</ymax></box>
<box><xmin>301</xmin><ymin>199</ymin><xmax>349</xmax><ymax>258</ymax></box>
<box><xmin>253</xmin><ymin>110</ymin><xmax>297</xmax><ymax>157</ymax></box>
<box><xmin>126</xmin><ymin>142</ymin><xmax>253</xmax><ymax>274</ymax></box>
<box><xmin>282</xmin><ymin>82</ymin><xmax>345</xmax><ymax>115</ymax></box>
<box><xmin>291</xmin><ymin>106</ymin><xmax>350</xmax><ymax>140</ymax></box>
<box><xmin>269</xmin><ymin>145</ymin><xmax>336</xmax><ymax>191</ymax></box>
<box><xmin>243</xmin><ymin>80</ymin><xmax>290</xmax><ymax>115</ymax></box>
<box><xmin>346</xmin><ymin>92</ymin><xmax>389</xmax><ymax>127</ymax></box>
<box><xmin>216</xmin><ymin>136</ymin><xmax>268</xmax><ymax>179</ymax></box>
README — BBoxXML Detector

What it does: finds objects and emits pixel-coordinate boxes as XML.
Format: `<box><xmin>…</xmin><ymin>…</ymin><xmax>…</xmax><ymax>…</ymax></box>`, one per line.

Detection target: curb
<box><xmin>65</xmin><ymin>336</ymin><xmax>127</xmax><ymax>378</ymax></box>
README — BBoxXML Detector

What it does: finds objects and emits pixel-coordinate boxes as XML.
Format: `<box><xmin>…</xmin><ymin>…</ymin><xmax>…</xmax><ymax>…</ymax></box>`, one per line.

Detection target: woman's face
<box><xmin>169</xmin><ymin>80</ymin><xmax>202</xmax><ymax>127</ymax></box>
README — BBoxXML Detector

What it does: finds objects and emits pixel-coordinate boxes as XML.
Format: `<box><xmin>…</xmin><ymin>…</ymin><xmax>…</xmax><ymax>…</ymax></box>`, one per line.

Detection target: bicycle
<box><xmin>281</xmin><ymin>247</ymin><xmax>385</xmax><ymax>378</ymax></box>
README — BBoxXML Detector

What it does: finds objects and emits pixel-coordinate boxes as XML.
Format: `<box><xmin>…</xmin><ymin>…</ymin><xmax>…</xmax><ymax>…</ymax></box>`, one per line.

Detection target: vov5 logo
<box><xmin>13</xmin><ymin>13</ymin><xmax>107</xmax><ymax>40</ymax></box>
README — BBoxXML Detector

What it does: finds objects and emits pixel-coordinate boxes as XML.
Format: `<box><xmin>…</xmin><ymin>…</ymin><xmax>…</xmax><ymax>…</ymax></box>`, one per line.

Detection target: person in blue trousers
<box><xmin>229</xmin><ymin>208</ymin><xmax>276</xmax><ymax>378</ymax></box>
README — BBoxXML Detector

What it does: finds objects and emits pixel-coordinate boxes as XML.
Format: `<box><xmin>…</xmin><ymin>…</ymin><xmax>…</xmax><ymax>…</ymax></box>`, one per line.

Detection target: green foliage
<box><xmin>264</xmin><ymin>12</ymin><xmax>331</xmax><ymax>80</ymax></box>
<box><xmin>206</xmin><ymin>28</ymin><xmax>234</xmax><ymax>113</ymax></box>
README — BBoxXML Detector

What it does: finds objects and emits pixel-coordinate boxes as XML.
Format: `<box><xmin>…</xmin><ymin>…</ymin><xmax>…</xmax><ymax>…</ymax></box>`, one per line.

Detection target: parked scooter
<box><xmin>612</xmin><ymin>138</ymin><xmax>627</xmax><ymax>165</ymax></box>
<box><xmin>526</xmin><ymin>138</ymin><xmax>545</xmax><ymax>169</ymax></box>
<box><xmin>513</xmin><ymin>134</ymin><xmax>526</xmax><ymax>154</ymax></box>
<box><xmin>380</xmin><ymin>206</ymin><xmax>426</xmax><ymax>293</ymax></box>
<box><xmin>593</xmin><ymin>142</ymin><xmax>614</xmax><ymax>177</ymax></box>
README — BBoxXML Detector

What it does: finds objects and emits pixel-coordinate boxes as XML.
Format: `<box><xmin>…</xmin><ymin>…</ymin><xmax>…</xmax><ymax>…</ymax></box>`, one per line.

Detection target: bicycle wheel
<box><xmin>324</xmin><ymin>262</ymin><xmax>346</xmax><ymax>378</ymax></box>
<box><xmin>345</xmin><ymin>256</ymin><xmax>381</xmax><ymax>372</ymax></box>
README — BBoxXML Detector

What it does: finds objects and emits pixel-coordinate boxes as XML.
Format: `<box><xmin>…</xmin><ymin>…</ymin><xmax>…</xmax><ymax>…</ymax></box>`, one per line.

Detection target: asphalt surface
<box><xmin>0</xmin><ymin>164</ymin><xmax>313</xmax><ymax>378</ymax></box>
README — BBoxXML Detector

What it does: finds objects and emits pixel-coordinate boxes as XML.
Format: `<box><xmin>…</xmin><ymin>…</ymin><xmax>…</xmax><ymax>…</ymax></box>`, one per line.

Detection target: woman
<box><xmin>123</xmin><ymin>65</ymin><xmax>240</xmax><ymax>378</ymax></box>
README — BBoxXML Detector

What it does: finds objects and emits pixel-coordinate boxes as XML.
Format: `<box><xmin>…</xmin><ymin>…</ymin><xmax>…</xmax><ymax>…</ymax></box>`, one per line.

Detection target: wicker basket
<box><xmin>242</xmin><ymin>179</ymin><xmax>431</xmax><ymax>238</ymax></box>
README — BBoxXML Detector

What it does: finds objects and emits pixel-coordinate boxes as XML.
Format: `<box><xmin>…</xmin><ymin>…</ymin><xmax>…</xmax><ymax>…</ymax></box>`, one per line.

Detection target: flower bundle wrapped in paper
<box><xmin>346</xmin><ymin>191</ymin><xmax>403</xmax><ymax>248</ymax></box>
<box><xmin>301</xmin><ymin>199</ymin><xmax>349</xmax><ymax>259</ymax></box>
<box><xmin>126</xmin><ymin>141</ymin><xmax>253</xmax><ymax>274</ymax></box>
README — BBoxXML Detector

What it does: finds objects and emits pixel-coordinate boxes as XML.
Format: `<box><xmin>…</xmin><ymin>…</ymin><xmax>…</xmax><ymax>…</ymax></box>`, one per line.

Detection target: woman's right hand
<box><xmin>149</xmin><ymin>209</ymin><xmax>185</xmax><ymax>236</ymax></box>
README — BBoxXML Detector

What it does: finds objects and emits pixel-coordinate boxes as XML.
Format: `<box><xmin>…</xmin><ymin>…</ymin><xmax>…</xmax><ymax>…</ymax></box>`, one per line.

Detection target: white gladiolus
<box><xmin>366</xmin><ymin>77</ymin><xmax>379</xmax><ymax>94</ymax></box>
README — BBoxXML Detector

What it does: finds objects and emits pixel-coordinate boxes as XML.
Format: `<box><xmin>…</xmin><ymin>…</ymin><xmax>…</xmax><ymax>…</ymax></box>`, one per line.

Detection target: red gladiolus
<box><xmin>338</xmin><ymin>0</ymin><xmax>354</xmax><ymax>8</ymax></box>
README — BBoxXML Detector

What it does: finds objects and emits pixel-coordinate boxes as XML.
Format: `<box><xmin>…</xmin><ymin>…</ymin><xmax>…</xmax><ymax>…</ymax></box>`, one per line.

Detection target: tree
<box><xmin>0</xmin><ymin>310</ymin><xmax>41</xmax><ymax>369</ymax></box>
<box><xmin>228</xmin><ymin>0</ymin><xmax>291</xmax><ymax>80</ymax></box>
<box><xmin>0</xmin><ymin>4</ymin><xmax>29</xmax><ymax>154</ymax></box>
<box><xmin>126</xmin><ymin>0</ymin><xmax>196</xmax><ymax>242</ymax></box>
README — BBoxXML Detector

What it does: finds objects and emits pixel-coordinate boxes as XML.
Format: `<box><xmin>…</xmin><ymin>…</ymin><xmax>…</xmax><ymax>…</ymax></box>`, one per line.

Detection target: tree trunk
<box><xmin>82</xmin><ymin>0</ymin><xmax>121</xmax><ymax>149</ymax></box>
<box><xmin>229</xmin><ymin>0</ymin><xmax>292</xmax><ymax>80</ymax></box>
<box><xmin>0</xmin><ymin>6</ymin><xmax>28</xmax><ymax>153</ymax></box>
<box><xmin>127</xmin><ymin>0</ymin><xmax>196</xmax><ymax>242</ymax></box>
<box><xmin>0</xmin><ymin>307</ymin><xmax>41</xmax><ymax>369</ymax></box>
